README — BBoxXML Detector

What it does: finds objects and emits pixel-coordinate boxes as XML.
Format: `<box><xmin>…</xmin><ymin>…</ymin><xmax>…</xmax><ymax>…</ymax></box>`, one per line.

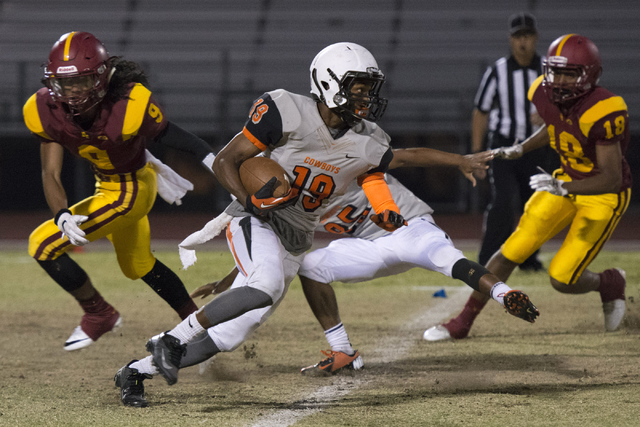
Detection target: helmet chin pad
<box><xmin>544</xmin><ymin>66</ymin><xmax>593</xmax><ymax>104</ymax></box>
<box><xmin>328</xmin><ymin>71</ymin><xmax>388</xmax><ymax>124</ymax></box>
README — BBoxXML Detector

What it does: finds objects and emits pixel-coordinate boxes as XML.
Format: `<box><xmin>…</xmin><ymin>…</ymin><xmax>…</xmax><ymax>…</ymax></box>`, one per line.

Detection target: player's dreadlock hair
<box><xmin>104</xmin><ymin>56</ymin><xmax>150</xmax><ymax>103</ymax></box>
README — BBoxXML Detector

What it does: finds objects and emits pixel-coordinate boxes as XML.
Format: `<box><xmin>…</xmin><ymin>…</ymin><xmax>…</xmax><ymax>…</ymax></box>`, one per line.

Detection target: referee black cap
<box><xmin>509</xmin><ymin>12</ymin><xmax>537</xmax><ymax>36</ymax></box>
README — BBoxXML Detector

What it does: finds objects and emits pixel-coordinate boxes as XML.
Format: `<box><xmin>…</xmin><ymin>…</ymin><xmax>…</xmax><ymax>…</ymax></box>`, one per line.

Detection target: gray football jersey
<box><xmin>226</xmin><ymin>89</ymin><xmax>392</xmax><ymax>254</ymax></box>
<box><xmin>317</xmin><ymin>174</ymin><xmax>434</xmax><ymax>241</ymax></box>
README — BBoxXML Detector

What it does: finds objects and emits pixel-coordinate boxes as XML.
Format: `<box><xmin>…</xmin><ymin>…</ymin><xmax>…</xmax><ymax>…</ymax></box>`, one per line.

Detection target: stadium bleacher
<box><xmin>0</xmin><ymin>0</ymin><xmax>638</xmax><ymax>212</ymax></box>
<box><xmin>1</xmin><ymin>0</ymin><xmax>638</xmax><ymax>134</ymax></box>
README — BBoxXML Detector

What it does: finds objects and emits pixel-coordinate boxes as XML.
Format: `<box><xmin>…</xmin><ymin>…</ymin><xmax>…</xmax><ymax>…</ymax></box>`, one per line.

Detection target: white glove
<box><xmin>55</xmin><ymin>210</ymin><xmax>89</xmax><ymax>246</ymax></box>
<box><xmin>529</xmin><ymin>168</ymin><xmax>568</xmax><ymax>196</ymax></box>
<box><xmin>491</xmin><ymin>141</ymin><xmax>523</xmax><ymax>160</ymax></box>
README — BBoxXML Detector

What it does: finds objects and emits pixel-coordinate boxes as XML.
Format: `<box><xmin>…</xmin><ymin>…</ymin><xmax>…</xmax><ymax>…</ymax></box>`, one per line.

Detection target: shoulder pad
<box><xmin>269</xmin><ymin>89</ymin><xmax>303</xmax><ymax>133</ymax></box>
<box><xmin>579</xmin><ymin>96</ymin><xmax>628</xmax><ymax>137</ymax></box>
<box><xmin>366</xmin><ymin>122</ymin><xmax>391</xmax><ymax>143</ymax></box>
<box><xmin>360</xmin><ymin>128</ymin><xmax>391</xmax><ymax>166</ymax></box>
<box><xmin>122</xmin><ymin>83</ymin><xmax>152</xmax><ymax>141</ymax></box>
<box><xmin>23</xmin><ymin>92</ymin><xmax>53</xmax><ymax>140</ymax></box>
<box><xmin>528</xmin><ymin>75</ymin><xmax>544</xmax><ymax>101</ymax></box>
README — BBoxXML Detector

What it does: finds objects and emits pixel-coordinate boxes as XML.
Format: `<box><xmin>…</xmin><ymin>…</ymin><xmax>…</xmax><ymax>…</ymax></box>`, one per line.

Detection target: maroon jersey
<box><xmin>529</xmin><ymin>75</ymin><xmax>632</xmax><ymax>190</ymax></box>
<box><xmin>23</xmin><ymin>83</ymin><xmax>167</xmax><ymax>175</ymax></box>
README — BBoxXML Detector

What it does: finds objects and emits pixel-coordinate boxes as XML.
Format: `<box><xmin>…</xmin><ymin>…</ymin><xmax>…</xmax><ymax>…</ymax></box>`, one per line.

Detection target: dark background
<box><xmin>1</xmin><ymin>0</ymin><xmax>638</xmax><ymax>226</ymax></box>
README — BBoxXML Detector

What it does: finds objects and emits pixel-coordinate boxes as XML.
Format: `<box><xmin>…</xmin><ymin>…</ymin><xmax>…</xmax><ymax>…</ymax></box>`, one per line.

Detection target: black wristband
<box><xmin>54</xmin><ymin>208</ymin><xmax>72</xmax><ymax>225</ymax></box>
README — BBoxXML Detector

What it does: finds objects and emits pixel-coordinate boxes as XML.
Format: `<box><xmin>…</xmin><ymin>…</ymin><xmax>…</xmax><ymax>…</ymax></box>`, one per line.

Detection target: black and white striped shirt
<box><xmin>474</xmin><ymin>54</ymin><xmax>543</xmax><ymax>144</ymax></box>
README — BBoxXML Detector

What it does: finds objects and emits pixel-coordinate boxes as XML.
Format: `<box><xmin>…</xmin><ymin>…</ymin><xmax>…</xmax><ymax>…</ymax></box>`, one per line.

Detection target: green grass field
<box><xmin>1</xmin><ymin>248</ymin><xmax>639</xmax><ymax>426</ymax></box>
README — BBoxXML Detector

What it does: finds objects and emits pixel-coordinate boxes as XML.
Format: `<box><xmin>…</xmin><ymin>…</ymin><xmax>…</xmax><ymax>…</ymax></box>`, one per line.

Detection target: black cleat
<box><xmin>146</xmin><ymin>333</ymin><xmax>186</xmax><ymax>386</ymax></box>
<box><xmin>114</xmin><ymin>360</ymin><xmax>152</xmax><ymax>408</ymax></box>
<box><xmin>503</xmin><ymin>290</ymin><xmax>540</xmax><ymax>323</ymax></box>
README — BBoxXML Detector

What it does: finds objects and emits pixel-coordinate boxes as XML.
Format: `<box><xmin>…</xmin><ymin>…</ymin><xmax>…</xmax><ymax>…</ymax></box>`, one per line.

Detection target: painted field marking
<box><xmin>249</xmin><ymin>286</ymin><xmax>473</xmax><ymax>427</ymax></box>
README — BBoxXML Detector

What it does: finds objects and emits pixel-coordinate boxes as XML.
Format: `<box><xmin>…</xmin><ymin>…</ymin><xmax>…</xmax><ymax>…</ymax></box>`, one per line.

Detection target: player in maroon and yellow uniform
<box><xmin>24</xmin><ymin>32</ymin><xmax>216</xmax><ymax>351</ymax></box>
<box><xmin>425</xmin><ymin>34</ymin><xmax>631</xmax><ymax>341</ymax></box>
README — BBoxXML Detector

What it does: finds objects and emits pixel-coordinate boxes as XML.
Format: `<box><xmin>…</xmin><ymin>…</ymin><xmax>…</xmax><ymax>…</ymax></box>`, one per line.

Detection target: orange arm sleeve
<box><xmin>359</xmin><ymin>172</ymin><xmax>400</xmax><ymax>214</ymax></box>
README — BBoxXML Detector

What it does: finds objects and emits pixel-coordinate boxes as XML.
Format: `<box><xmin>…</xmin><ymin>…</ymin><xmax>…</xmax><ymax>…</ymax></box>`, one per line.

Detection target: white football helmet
<box><xmin>310</xmin><ymin>42</ymin><xmax>387</xmax><ymax>125</ymax></box>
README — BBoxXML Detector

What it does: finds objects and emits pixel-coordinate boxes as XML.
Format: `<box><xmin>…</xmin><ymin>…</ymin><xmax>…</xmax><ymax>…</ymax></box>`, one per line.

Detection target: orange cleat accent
<box><xmin>300</xmin><ymin>350</ymin><xmax>363</xmax><ymax>377</ymax></box>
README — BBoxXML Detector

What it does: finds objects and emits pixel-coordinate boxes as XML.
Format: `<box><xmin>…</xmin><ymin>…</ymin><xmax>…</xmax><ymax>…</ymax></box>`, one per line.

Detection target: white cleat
<box><xmin>64</xmin><ymin>316</ymin><xmax>123</xmax><ymax>351</ymax></box>
<box><xmin>603</xmin><ymin>300</ymin><xmax>625</xmax><ymax>332</ymax></box>
<box><xmin>64</xmin><ymin>326</ymin><xmax>93</xmax><ymax>351</ymax></box>
<box><xmin>603</xmin><ymin>268</ymin><xmax>626</xmax><ymax>332</ymax></box>
<box><xmin>423</xmin><ymin>325</ymin><xmax>452</xmax><ymax>342</ymax></box>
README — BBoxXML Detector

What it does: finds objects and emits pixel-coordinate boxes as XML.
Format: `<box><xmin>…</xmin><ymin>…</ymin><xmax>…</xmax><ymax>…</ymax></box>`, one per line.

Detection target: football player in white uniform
<box><xmin>188</xmin><ymin>147</ymin><xmax>540</xmax><ymax>376</ymax></box>
<box><xmin>297</xmin><ymin>166</ymin><xmax>539</xmax><ymax>376</ymax></box>
<box><xmin>115</xmin><ymin>42</ymin><xmax>410</xmax><ymax>407</ymax></box>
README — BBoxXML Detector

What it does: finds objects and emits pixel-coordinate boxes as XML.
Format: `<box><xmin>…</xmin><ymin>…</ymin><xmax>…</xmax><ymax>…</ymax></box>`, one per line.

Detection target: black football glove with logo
<box><xmin>503</xmin><ymin>290</ymin><xmax>540</xmax><ymax>323</ymax></box>
<box><xmin>370</xmin><ymin>209</ymin><xmax>408</xmax><ymax>232</ymax></box>
<box><xmin>245</xmin><ymin>177</ymin><xmax>299</xmax><ymax>216</ymax></box>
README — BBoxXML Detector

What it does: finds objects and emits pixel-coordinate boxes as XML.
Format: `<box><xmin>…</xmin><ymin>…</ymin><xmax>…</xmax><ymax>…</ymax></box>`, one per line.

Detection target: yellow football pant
<box><xmin>29</xmin><ymin>164</ymin><xmax>158</xmax><ymax>280</ymax></box>
<box><xmin>502</xmin><ymin>177</ymin><xmax>630</xmax><ymax>285</ymax></box>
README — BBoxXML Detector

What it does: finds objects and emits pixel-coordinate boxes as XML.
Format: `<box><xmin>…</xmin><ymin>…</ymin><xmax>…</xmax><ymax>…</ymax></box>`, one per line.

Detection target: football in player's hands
<box><xmin>239</xmin><ymin>157</ymin><xmax>291</xmax><ymax>197</ymax></box>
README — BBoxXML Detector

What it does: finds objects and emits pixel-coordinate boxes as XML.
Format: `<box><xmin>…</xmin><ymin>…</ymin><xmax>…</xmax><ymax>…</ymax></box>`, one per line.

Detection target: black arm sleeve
<box><xmin>154</xmin><ymin>121</ymin><xmax>213</xmax><ymax>162</ymax></box>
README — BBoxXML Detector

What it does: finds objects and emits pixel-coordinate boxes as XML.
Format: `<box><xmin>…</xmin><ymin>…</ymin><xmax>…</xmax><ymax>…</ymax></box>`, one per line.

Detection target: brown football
<box><xmin>239</xmin><ymin>157</ymin><xmax>291</xmax><ymax>197</ymax></box>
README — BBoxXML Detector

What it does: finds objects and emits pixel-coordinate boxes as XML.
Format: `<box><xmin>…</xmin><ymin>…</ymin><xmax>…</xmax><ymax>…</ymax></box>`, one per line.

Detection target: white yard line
<box><xmin>249</xmin><ymin>286</ymin><xmax>472</xmax><ymax>427</ymax></box>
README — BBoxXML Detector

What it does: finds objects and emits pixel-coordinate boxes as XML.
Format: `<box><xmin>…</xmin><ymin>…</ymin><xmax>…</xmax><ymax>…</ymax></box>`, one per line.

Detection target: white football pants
<box><xmin>298</xmin><ymin>216</ymin><xmax>466</xmax><ymax>283</ymax></box>
<box><xmin>207</xmin><ymin>216</ymin><xmax>304</xmax><ymax>352</ymax></box>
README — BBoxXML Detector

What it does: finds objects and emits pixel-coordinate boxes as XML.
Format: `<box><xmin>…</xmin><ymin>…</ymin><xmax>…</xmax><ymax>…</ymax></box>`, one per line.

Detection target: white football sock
<box><xmin>130</xmin><ymin>356</ymin><xmax>159</xmax><ymax>376</ymax></box>
<box><xmin>490</xmin><ymin>282</ymin><xmax>512</xmax><ymax>306</ymax></box>
<box><xmin>169</xmin><ymin>312</ymin><xmax>205</xmax><ymax>344</ymax></box>
<box><xmin>324</xmin><ymin>323</ymin><xmax>355</xmax><ymax>355</ymax></box>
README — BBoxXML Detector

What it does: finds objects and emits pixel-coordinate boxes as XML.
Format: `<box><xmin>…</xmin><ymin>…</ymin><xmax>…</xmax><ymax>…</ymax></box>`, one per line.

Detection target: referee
<box><xmin>471</xmin><ymin>12</ymin><xmax>557</xmax><ymax>270</ymax></box>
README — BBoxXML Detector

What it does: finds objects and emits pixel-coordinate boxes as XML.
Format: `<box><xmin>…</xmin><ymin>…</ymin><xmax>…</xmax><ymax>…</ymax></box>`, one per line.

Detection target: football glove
<box><xmin>55</xmin><ymin>209</ymin><xmax>89</xmax><ymax>246</ymax></box>
<box><xmin>245</xmin><ymin>177</ymin><xmax>299</xmax><ymax>216</ymax></box>
<box><xmin>370</xmin><ymin>209</ymin><xmax>408</xmax><ymax>232</ymax></box>
<box><xmin>529</xmin><ymin>167</ymin><xmax>568</xmax><ymax>196</ymax></box>
<box><xmin>503</xmin><ymin>290</ymin><xmax>540</xmax><ymax>323</ymax></box>
<box><xmin>491</xmin><ymin>140</ymin><xmax>523</xmax><ymax>160</ymax></box>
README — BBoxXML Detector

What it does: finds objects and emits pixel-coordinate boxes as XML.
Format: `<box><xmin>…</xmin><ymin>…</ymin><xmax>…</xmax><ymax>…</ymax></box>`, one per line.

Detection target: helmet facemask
<box><xmin>47</xmin><ymin>66</ymin><xmax>111</xmax><ymax>115</ymax></box>
<box><xmin>544</xmin><ymin>59</ymin><xmax>597</xmax><ymax>105</ymax></box>
<box><xmin>542</xmin><ymin>34</ymin><xmax>602</xmax><ymax>107</ymax></box>
<box><xmin>327</xmin><ymin>68</ymin><xmax>388</xmax><ymax>126</ymax></box>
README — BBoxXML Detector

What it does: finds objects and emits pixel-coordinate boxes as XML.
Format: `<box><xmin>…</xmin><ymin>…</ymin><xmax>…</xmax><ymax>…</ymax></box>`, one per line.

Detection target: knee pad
<box><xmin>201</xmin><ymin>287</ymin><xmax>272</xmax><ymax>326</ymax></box>
<box><xmin>451</xmin><ymin>258</ymin><xmax>491</xmax><ymax>291</ymax></box>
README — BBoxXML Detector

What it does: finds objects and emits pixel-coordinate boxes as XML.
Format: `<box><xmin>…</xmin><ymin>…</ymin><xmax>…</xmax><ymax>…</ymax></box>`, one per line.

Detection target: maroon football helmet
<box><xmin>542</xmin><ymin>34</ymin><xmax>602</xmax><ymax>105</ymax></box>
<box><xmin>44</xmin><ymin>31</ymin><xmax>112</xmax><ymax>114</ymax></box>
